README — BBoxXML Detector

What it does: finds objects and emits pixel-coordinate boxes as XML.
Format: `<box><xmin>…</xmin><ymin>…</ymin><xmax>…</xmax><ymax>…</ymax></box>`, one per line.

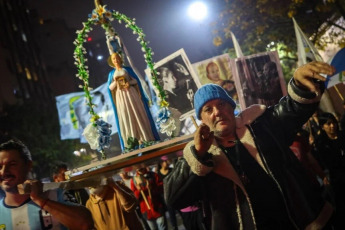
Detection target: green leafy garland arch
<box><xmin>73</xmin><ymin>5</ymin><xmax>168</xmax><ymax>125</ymax></box>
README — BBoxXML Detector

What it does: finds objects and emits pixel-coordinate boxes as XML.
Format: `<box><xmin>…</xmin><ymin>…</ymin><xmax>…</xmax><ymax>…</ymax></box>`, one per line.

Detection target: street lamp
<box><xmin>188</xmin><ymin>2</ymin><xmax>208</xmax><ymax>21</ymax></box>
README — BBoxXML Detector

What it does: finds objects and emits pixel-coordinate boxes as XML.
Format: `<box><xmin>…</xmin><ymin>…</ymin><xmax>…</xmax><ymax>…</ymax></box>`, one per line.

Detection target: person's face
<box><xmin>137</xmin><ymin>167</ymin><xmax>148</xmax><ymax>175</ymax></box>
<box><xmin>200</xmin><ymin>99</ymin><xmax>236</xmax><ymax>138</ymax></box>
<box><xmin>163</xmin><ymin>71</ymin><xmax>177</xmax><ymax>89</ymax></box>
<box><xmin>207</xmin><ymin>64</ymin><xmax>220</xmax><ymax>82</ymax></box>
<box><xmin>119</xmin><ymin>172</ymin><xmax>130</xmax><ymax>180</ymax></box>
<box><xmin>187</xmin><ymin>89</ymin><xmax>194</xmax><ymax>100</ymax></box>
<box><xmin>54</xmin><ymin>168</ymin><xmax>67</xmax><ymax>182</ymax></box>
<box><xmin>160</xmin><ymin>161</ymin><xmax>168</xmax><ymax>169</ymax></box>
<box><xmin>223</xmin><ymin>82</ymin><xmax>234</xmax><ymax>92</ymax></box>
<box><xmin>322</xmin><ymin>119</ymin><xmax>338</xmax><ymax>136</ymax></box>
<box><xmin>111</xmin><ymin>53</ymin><xmax>122</xmax><ymax>68</ymax></box>
<box><xmin>0</xmin><ymin>149</ymin><xmax>31</xmax><ymax>193</ymax></box>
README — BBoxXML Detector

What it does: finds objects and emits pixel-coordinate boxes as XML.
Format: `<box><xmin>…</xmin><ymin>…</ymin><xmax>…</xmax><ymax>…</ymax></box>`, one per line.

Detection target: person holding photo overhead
<box><xmin>164</xmin><ymin>61</ymin><xmax>336</xmax><ymax>230</ymax></box>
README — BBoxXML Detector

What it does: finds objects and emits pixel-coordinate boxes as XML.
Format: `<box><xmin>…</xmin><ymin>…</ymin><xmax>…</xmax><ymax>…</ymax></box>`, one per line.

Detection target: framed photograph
<box><xmin>192</xmin><ymin>54</ymin><xmax>241</xmax><ymax>114</ymax></box>
<box><xmin>145</xmin><ymin>49</ymin><xmax>201</xmax><ymax>136</ymax></box>
<box><xmin>192</xmin><ymin>53</ymin><xmax>233</xmax><ymax>85</ymax></box>
<box><xmin>145</xmin><ymin>49</ymin><xmax>201</xmax><ymax>120</ymax></box>
<box><xmin>231</xmin><ymin>51</ymin><xmax>287</xmax><ymax>109</ymax></box>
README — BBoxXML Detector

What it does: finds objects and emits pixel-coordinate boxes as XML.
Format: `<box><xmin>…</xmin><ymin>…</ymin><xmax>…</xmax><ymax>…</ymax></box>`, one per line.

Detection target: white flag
<box><xmin>293</xmin><ymin>17</ymin><xmax>323</xmax><ymax>66</ymax></box>
<box><xmin>230</xmin><ymin>31</ymin><xmax>244</xmax><ymax>58</ymax></box>
<box><xmin>293</xmin><ymin>18</ymin><xmax>338</xmax><ymax>113</ymax></box>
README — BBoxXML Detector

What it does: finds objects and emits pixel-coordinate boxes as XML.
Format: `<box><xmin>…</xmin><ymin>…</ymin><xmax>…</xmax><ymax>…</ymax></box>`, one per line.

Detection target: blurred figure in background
<box><xmin>157</xmin><ymin>158</ymin><xmax>179</xmax><ymax>230</ymax></box>
<box><xmin>312</xmin><ymin>112</ymin><xmax>345</xmax><ymax>229</ymax></box>
<box><xmin>290</xmin><ymin>129</ymin><xmax>329</xmax><ymax>187</ymax></box>
<box><xmin>86</xmin><ymin>178</ymin><xmax>143</xmax><ymax>230</ymax></box>
<box><xmin>120</xmin><ymin>171</ymin><xmax>151</xmax><ymax>230</ymax></box>
<box><xmin>131</xmin><ymin>167</ymin><xmax>167</xmax><ymax>230</ymax></box>
<box><xmin>52</xmin><ymin>161</ymin><xmax>89</xmax><ymax>205</ymax></box>
<box><xmin>307</xmin><ymin>110</ymin><xmax>322</xmax><ymax>145</ymax></box>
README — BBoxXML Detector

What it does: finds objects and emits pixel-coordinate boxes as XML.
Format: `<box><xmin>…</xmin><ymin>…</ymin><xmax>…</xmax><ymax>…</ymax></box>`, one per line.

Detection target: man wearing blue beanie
<box><xmin>194</xmin><ymin>84</ymin><xmax>237</xmax><ymax>120</ymax></box>
<box><xmin>164</xmin><ymin>61</ymin><xmax>335</xmax><ymax>230</ymax></box>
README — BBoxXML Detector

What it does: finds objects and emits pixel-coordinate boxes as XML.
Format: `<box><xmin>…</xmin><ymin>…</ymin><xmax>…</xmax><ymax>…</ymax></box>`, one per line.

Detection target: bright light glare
<box><xmin>188</xmin><ymin>2</ymin><xmax>207</xmax><ymax>21</ymax></box>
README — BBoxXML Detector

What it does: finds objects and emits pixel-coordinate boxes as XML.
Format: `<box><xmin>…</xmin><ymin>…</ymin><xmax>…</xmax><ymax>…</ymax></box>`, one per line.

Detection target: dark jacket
<box><xmin>312</xmin><ymin>129</ymin><xmax>345</xmax><ymax>185</ymax></box>
<box><xmin>164</xmin><ymin>79</ymin><xmax>332</xmax><ymax>230</ymax></box>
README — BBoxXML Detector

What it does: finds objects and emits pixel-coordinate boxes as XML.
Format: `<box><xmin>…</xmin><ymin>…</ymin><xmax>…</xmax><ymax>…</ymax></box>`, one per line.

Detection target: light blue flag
<box><xmin>325</xmin><ymin>47</ymin><xmax>345</xmax><ymax>88</ymax></box>
<box><xmin>56</xmin><ymin>83</ymin><xmax>117</xmax><ymax>141</ymax></box>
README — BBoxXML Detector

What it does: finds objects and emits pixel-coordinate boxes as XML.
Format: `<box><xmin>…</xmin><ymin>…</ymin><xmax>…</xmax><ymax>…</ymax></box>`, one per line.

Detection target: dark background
<box><xmin>27</xmin><ymin>0</ymin><xmax>226</xmax><ymax>95</ymax></box>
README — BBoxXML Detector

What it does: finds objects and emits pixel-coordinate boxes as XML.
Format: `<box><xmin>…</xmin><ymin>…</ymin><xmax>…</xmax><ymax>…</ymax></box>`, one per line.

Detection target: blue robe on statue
<box><xmin>107</xmin><ymin>66</ymin><xmax>160</xmax><ymax>151</ymax></box>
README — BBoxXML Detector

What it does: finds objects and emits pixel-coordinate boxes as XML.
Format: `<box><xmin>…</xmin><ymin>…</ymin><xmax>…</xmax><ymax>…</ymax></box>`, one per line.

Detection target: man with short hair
<box><xmin>0</xmin><ymin>139</ymin><xmax>94</xmax><ymax>230</ymax></box>
<box><xmin>52</xmin><ymin>161</ymin><xmax>89</xmax><ymax>205</ymax></box>
<box><xmin>52</xmin><ymin>162</ymin><xmax>69</xmax><ymax>183</ymax></box>
<box><xmin>164</xmin><ymin>61</ymin><xmax>335</xmax><ymax>230</ymax></box>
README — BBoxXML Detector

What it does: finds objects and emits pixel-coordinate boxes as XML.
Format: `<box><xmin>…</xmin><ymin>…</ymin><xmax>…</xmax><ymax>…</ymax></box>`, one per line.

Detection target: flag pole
<box><xmin>333</xmin><ymin>85</ymin><xmax>344</xmax><ymax>101</ymax></box>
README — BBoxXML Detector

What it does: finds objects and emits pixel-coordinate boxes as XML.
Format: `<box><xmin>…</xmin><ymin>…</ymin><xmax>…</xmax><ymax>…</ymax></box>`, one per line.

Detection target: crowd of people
<box><xmin>0</xmin><ymin>60</ymin><xmax>344</xmax><ymax>230</ymax></box>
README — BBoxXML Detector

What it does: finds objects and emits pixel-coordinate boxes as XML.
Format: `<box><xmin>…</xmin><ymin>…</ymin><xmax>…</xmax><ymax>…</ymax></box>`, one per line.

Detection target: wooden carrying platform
<box><xmin>66</xmin><ymin>134</ymin><xmax>194</xmax><ymax>182</ymax></box>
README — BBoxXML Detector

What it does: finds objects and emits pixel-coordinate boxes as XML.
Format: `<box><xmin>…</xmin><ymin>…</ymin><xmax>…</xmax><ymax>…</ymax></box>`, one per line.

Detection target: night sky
<box><xmin>28</xmin><ymin>0</ymin><xmax>226</xmax><ymax>93</ymax></box>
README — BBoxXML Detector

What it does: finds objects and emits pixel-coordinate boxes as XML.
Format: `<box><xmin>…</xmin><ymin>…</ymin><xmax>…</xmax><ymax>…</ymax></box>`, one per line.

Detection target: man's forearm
<box><xmin>39</xmin><ymin>199</ymin><xmax>94</xmax><ymax>230</ymax></box>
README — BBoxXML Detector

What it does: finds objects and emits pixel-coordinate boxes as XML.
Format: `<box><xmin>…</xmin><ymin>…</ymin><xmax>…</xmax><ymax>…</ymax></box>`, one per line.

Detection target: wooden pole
<box><xmin>134</xmin><ymin>176</ymin><xmax>151</xmax><ymax>210</ymax></box>
<box><xmin>333</xmin><ymin>84</ymin><xmax>344</xmax><ymax>102</ymax></box>
<box><xmin>140</xmin><ymin>190</ymin><xmax>151</xmax><ymax>210</ymax></box>
<box><xmin>190</xmin><ymin>116</ymin><xmax>198</xmax><ymax>129</ymax></box>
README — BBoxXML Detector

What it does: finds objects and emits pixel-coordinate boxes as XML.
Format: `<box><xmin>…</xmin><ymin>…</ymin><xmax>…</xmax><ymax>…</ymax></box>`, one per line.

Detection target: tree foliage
<box><xmin>213</xmin><ymin>0</ymin><xmax>345</xmax><ymax>56</ymax></box>
<box><xmin>0</xmin><ymin>102</ymin><xmax>91</xmax><ymax>179</ymax></box>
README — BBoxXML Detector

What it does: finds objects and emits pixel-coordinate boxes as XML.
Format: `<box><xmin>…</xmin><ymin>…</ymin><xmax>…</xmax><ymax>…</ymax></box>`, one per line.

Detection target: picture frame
<box><xmin>192</xmin><ymin>53</ymin><xmax>233</xmax><ymax>85</ymax></box>
<box><xmin>145</xmin><ymin>48</ymin><xmax>201</xmax><ymax>121</ymax></box>
<box><xmin>230</xmin><ymin>51</ymin><xmax>287</xmax><ymax>109</ymax></box>
<box><xmin>145</xmin><ymin>49</ymin><xmax>202</xmax><ymax>136</ymax></box>
<box><xmin>192</xmin><ymin>53</ymin><xmax>241</xmax><ymax>114</ymax></box>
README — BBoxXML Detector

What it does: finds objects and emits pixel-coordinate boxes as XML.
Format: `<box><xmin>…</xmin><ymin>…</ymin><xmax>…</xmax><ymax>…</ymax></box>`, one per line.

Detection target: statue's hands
<box><xmin>293</xmin><ymin>61</ymin><xmax>335</xmax><ymax>93</ymax></box>
<box><xmin>124</xmin><ymin>82</ymin><xmax>130</xmax><ymax>90</ymax></box>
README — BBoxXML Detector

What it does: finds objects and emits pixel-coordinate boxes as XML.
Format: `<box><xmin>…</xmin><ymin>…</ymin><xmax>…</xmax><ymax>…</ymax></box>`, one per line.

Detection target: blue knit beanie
<box><xmin>194</xmin><ymin>84</ymin><xmax>236</xmax><ymax>119</ymax></box>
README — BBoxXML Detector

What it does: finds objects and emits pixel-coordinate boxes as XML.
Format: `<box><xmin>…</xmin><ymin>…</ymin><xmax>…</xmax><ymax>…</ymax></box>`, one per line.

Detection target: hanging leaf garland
<box><xmin>73</xmin><ymin>5</ymin><xmax>177</xmax><ymax>157</ymax></box>
<box><xmin>73</xmin><ymin>5</ymin><xmax>168</xmax><ymax>127</ymax></box>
